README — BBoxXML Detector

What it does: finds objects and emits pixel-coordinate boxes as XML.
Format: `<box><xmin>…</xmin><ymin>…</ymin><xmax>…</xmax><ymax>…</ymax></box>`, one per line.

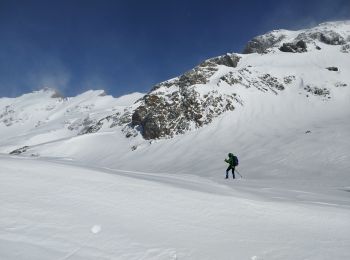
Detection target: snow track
<box><xmin>1</xmin><ymin>155</ymin><xmax>350</xmax><ymax>260</ymax></box>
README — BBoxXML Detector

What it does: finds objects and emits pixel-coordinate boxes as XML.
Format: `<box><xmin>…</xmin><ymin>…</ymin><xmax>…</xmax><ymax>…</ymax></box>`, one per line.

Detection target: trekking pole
<box><xmin>236</xmin><ymin>169</ymin><xmax>243</xmax><ymax>178</ymax></box>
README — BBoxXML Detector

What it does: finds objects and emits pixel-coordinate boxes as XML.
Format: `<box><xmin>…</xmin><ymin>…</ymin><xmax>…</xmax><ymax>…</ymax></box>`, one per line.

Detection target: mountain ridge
<box><xmin>1</xmin><ymin>20</ymin><xmax>349</xmax><ymax>156</ymax></box>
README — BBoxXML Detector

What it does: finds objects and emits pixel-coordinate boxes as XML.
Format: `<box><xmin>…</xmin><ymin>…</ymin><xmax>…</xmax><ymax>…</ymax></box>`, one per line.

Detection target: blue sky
<box><xmin>0</xmin><ymin>0</ymin><xmax>349</xmax><ymax>97</ymax></box>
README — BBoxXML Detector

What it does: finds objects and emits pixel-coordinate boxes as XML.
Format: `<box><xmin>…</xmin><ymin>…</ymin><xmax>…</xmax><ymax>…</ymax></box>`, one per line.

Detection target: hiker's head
<box><xmin>228</xmin><ymin>153</ymin><xmax>233</xmax><ymax>157</ymax></box>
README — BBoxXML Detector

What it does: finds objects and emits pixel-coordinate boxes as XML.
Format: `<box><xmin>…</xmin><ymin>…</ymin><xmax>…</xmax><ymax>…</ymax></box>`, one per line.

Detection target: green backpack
<box><xmin>232</xmin><ymin>155</ymin><xmax>239</xmax><ymax>166</ymax></box>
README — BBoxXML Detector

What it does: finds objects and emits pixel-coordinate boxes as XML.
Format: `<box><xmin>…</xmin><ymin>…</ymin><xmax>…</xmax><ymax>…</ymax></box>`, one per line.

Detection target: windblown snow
<box><xmin>1</xmin><ymin>21</ymin><xmax>350</xmax><ymax>260</ymax></box>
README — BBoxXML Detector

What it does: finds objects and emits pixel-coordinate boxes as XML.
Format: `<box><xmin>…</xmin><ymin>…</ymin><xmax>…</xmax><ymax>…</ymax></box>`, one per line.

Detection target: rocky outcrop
<box><xmin>279</xmin><ymin>40</ymin><xmax>307</xmax><ymax>53</ymax></box>
<box><xmin>304</xmin><ymin>86</ymin><xmax>330</xmax><ymax>98</ymax></box>
<box><xmin>326</xmin><ymin>67</ymin><xmax>339</xmax><ymax>71</ymax></box>
<box><xmin>295</xmin><ymin>30</ymin><xmax>347</xmax><ymax>46</ymax></box>
<box><xmin>68</xmin><ymin>117</ymin><xmax>95</xmax><ymax>131</ymax></box>
<box><xmin>9</xmin><ymin>146</ymin><xmax>29</xmax><ymax>155</ymax></box>
<box><xmin>243</xmin><ymin>33</ymin><xmax>285</xmax><ymax>54</ymax></box>
<box><xmin>219</xmin><ymin>69</ymin><xmax>291</xmax><ymax>94</ymax></box>
<box><xmin>309</xmin><ymin>31</ymin><xmax>345</xmax><ymax>45</ymax></box>
<box><xmin>244</xmin><ymin>22</ymin><xmax>349</xmax><ymax>54</ymax></box>
<box><xmin>129</xmin><ymin>54</ymin><xmax>241</xmax><ymax>139</ymax></box>
<box><xmin>0</xmin><ymin>105</ymin><xmax>16</xmax><ymax>126</ymax></box>
<box><xmin>335</xmin><ymin>82</ymin><xmax>347</xmax><ymax>88</ymax></box>
<box><xmin>203</xmin><ymin>54</ymin><xmax>241</xmax><ymax>67</ymax></box>
<box><xmin>131</xmin><ymin>89</ymin><xmax>237</xmax><ymax>139</ymax></box>
<box><xmin>79</xmin><ymin>110</ymin><xmax>133</xmax><ymax>135</ymax></box>
<box><xmin>152</xmin><ymin>54</ymin><xmax>240</xmax><ymax>91</ymax></box>
<box><xmin>340</xmin><ymin>44</ymin><xmax>350</xmax><ymax>53</ymax></box>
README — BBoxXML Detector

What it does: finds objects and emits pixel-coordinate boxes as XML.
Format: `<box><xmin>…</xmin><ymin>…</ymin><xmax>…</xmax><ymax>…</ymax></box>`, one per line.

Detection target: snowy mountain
<box><xmin>1</xmin><ymin>21</ymin><xmax>350</xmax><ymax>260</ymax></box>
<box><xmin>1</xmin><ymin>21</ymin><xmax>350</xmax><ymax>147</ymax></box>
<box><xmin>0</xmin><ymin>88</ymin><xmax>143</xmax><ymax>153</ymax></box>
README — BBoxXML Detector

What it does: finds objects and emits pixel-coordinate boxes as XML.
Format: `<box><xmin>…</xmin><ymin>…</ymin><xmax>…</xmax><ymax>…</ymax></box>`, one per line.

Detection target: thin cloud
<box><xmin>258</xmin><ymin>0</ymin><xmax>350</xmax><ymax>33</ymax></box>
<box><xmin>26</xmin><ymin>56</ymin><xmax>71</xmax><ymax>94</ymax></box>
<box><xmin>79</xmin><ymin>75</ymin><xmax>109</xmax><ymax>95</ymax></box>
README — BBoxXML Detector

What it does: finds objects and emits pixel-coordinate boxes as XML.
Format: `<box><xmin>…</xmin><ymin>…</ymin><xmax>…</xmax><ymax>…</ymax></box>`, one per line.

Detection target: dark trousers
<box><xmin>226</xmin><ymin>166</ymin><xmax>235</xmax><ymax>179</ymax></box>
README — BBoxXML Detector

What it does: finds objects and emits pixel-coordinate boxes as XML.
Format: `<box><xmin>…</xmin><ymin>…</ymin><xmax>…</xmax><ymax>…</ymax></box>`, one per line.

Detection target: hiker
<box><xmin>224</xmin><ymin>153</ymin><xmax>238</xmax><ymax>179</ymax></box>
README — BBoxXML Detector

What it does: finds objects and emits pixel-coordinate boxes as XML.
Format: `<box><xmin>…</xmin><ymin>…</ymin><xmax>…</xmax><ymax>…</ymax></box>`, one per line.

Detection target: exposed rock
<box><xmin>244</xmin><ymin>22</ymin><xmax>348</xmax><ymax>54</ymax></box>
<box><xmin>110</xmin><ymin>111</ymin><xmax>133</xmax><ymax>127</ymax></box>
<box><xmin>315</xmin><ymin>31</ymin><xmax>345</xmax><ymax>45</ymax></box>
<box><xmin>304</xmin><ymin>86</ymin><xmax>330</xmax><ymax>97</ymax></box>
<box><xmin>279</xmin><ymin>40</ymin><xmax>307</xmax><ymax>53</ymax></box>
<box><xmin>79</xmin><ymin>110</ymin><xmax>134</xmax><ymax>135</ymax></box>
<box><xmin>178</xmin><ymin>70</ymin><xmax>209</xmax><ymax>88</ymax></box>
<box><xmin>0</xmin><ymin>105</ymin><xmax>15</xmax><ymax>126</ymax></box>
<box><xmin>220</xmin><ymin>69</ymin><xmax>289</xmax><ymax>94</ymax></box>
<box><xmin>202</xmin><ymin>53</ymin><xmax>241</xmax><ymax>67</ymax></box>
<box><xmin>65</xmin><ymin>104</ymin><xmax>95</xmax><ymax>115</ymax></box>
<box><xmin>131</xmin><ymin>88</ymin><xmax>237</xmax><ymax>139</ymax></box>
<box><xmin>297</xmin><ymin>31</ymin><xmax>345</xmax><ymax>45</ymax></box>
<box><xmin>0</xmin><ymin>105</ymin><xmax>25</xmax><ymax>127</ymax></box>
<box><xmin>79</xmin><ymin>119</ymin><xmax>103</xmax><ymax>134</ymax></box>
<box><xmin>68</xmin><ymin>117</ymin><xmax>95</xmax><ymax>131</ymax></box>
<box><xmin>335</xmin><ymin>82</ymin><xmax>347</xmax><ymax>88</ymax></box>
<box><xmin>122</xmin><ymin>125</ymin><xmax>139</xmax><ymax>138</ymax></box>
<box><xmin>284</xmin><ymin>76</ymin><xmax>296</xmax><ymax>84</ymax></box>
<box><xmin>326</xmin><ymin>67</ymin><xmax>338</xmax><ymax>71</ymax></box>
<box><xmin>243</xmin><ymin>33</ymin><xmax>285</xmax><ymax>54</ymax></box>
<box><xmin>340</xmin><ymin>44</ymin><xmax>350</xmax><ymax>53</ymax></box>
<box><xmin>220</xmin><ymin>72</ymin><xmax>242</xmax><ymax>86</ymax></box>
<box><xmin>124</xmin><ymin>54</ymin><xmax>242</xmax><ymax>139</ymax></box>
<box><xmin>9</xmin><ymin>146</ymin><xmax>29</xmax><ymax>155</ymax></box>
<box><xmin>152</xmin><ymin>54</ymin><xmax>240</xmax><ymax>92</ymax></box>
<box><xmin>260</xmin><ymin>74</ymin><xmax>285</xmax><ymax>91</ymax></box>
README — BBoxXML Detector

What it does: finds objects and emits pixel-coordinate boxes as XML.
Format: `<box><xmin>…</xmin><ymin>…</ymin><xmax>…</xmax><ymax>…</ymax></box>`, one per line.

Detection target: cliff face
<box><xmin>129</xmin><ymin>54</ymin><xmax>241</xmax><ymax>139</ymax></box>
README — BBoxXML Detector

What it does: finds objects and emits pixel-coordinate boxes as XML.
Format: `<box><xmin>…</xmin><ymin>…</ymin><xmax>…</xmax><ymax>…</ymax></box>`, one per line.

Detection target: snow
<box><xmin>0</xmin><ymin>89</ymin><xmax>144</xmax><ymax>153</ymax></box>
<box><xmin>1</xmin><ymin>155</ymin><xmax>349</xmax><ymax>260</ymax></box>
<box><xmin>0</xmin><ymin>21</ymin><xmax>350</xmax><ymax>259</ymax></box>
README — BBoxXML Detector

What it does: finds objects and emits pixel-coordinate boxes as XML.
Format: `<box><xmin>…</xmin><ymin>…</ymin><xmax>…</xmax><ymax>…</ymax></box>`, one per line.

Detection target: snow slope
<box><xmin>1</xmin><ymin>155</ymin><xmax>350</xmax><ymax>260</ymax></box>
<box><xmin>0</xmin><ymin>21</ymin><xmax>350</xmax><ymax>259</ymax></box>
<box><xmin>0</xmin><ymin>89</ymin><xmax>143</xmax><ymax>153</ymax></box>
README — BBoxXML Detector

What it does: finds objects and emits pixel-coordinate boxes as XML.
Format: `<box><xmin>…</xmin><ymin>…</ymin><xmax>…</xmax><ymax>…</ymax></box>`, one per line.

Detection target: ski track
<box><xmin>5</xmin><ymin>154</ymin><xmax>350</xmax><ymax>209</ymax></box>
<box><xmin>50</xmin><ymin>156</ymin><xmax>350</xmax><ymax>210</ymax></box>
<box><xmin>1</xmin><ymin>155</ymin><xmax>350</xmax><ymax>260</ymax></box>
